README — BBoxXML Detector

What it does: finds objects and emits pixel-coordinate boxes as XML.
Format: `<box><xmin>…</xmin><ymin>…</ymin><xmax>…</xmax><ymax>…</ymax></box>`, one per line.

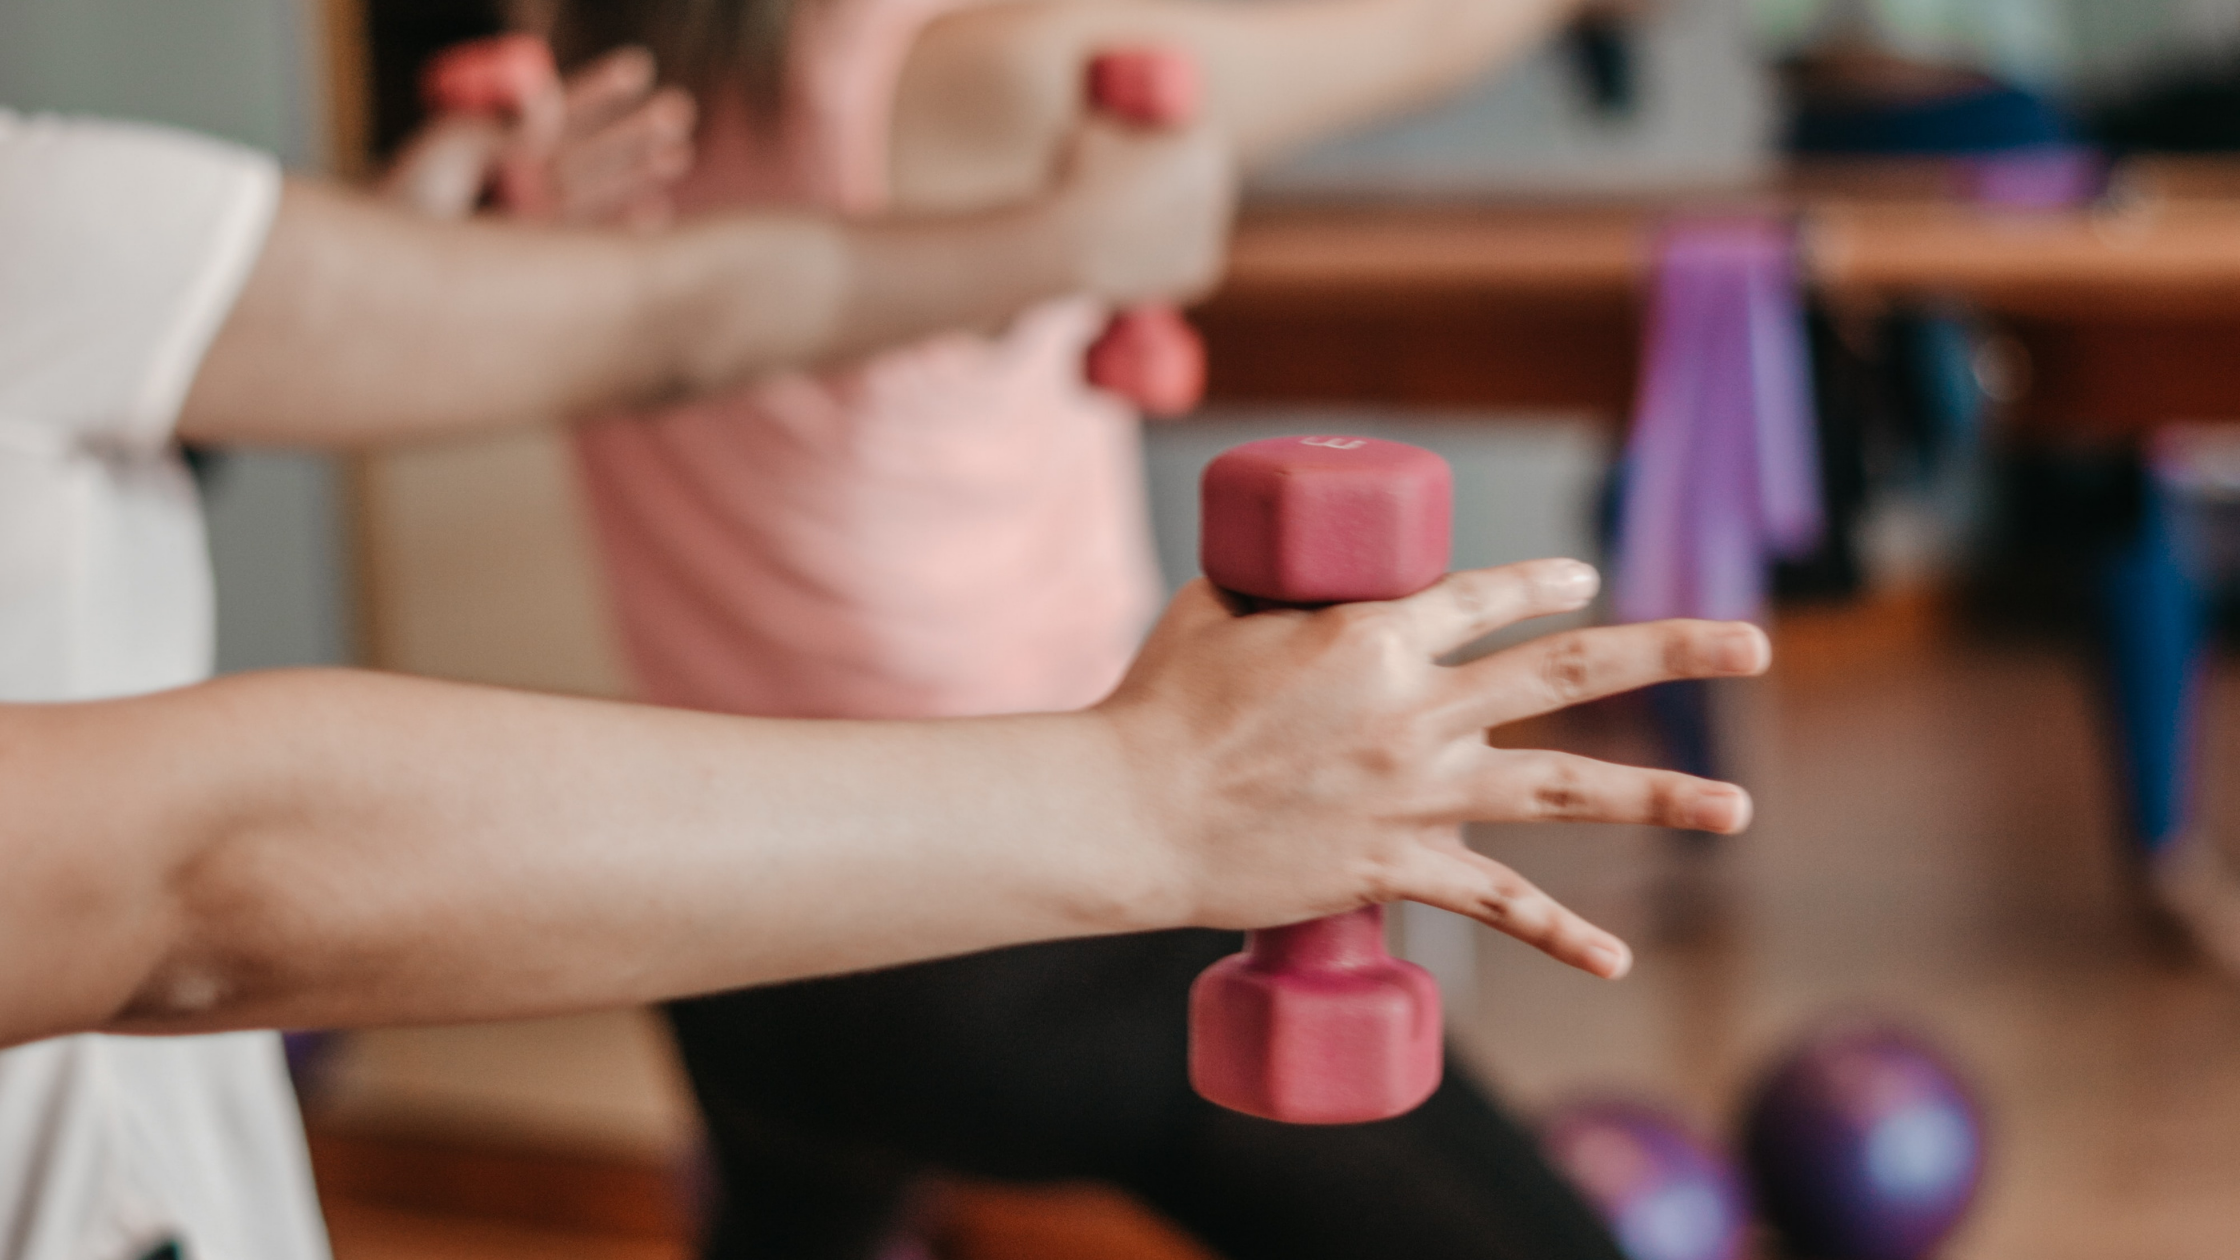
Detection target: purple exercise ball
<box><xmin>1543</xmin><ymin>1099</ymin><xmax>1753</xmax><ymax>1260</ymax></box>
<box><xmin>1743</xmin><ymin>1023</ymin><xmax>1985</xmax><ymax>1260</ymax></box>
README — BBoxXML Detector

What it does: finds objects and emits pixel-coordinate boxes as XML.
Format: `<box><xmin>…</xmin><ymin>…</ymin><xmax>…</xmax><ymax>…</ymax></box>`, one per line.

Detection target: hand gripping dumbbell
<box><xmin>420</xmin><ymin>33</ymin><xmax>562</xmax><ymax>216</ymax></box>
<box><xmin>1082</xmin><ymin>48</ymin><xmax>1209</xmax><ymax>418</ymax></box>
<box><xmin>1189</xmin><ymin>435</ymin><xmax>1452</xmax><ymax>1124</ymax></box>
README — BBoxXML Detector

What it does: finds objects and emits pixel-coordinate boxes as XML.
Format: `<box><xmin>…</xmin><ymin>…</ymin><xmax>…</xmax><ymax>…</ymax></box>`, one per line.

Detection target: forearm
<box><xmin>677</xmin><ymin>199</ymin><xmax>1087</xmax><ymax>394</ymax></box>
<box><xmin>0</xmin><ymin>669</ymin><xmax>1164</xmax><ymax>1046</ymax></box>
<box><xmin>175</xmin><ymin>180</ymin><xmax>1085</xmax><ymax>448</ymax></box>
<box><xmin>0</xmin><ymin>567</ymin><xmax>1768</xmax><ymax>1050</ymax></box>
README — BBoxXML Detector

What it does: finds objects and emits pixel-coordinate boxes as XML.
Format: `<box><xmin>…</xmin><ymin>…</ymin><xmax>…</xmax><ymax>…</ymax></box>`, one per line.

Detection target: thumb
<box><xmin>380</xmin><ymin>115</ymin><xmax>510</xmax><ymax>219</ymax></box>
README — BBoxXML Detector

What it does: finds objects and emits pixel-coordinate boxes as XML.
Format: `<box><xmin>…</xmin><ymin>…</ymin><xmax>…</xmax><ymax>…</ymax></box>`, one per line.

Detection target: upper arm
<box><xmin>887</xmin><ymin>0</ymin><xmax>1576</xmax><ymax>214</ymax></box>
<box><xmin>0</xmin><ymin>113</ymin><xmax>279</xmax><ymax>452</ymax></box>
<box><xmin>176</xmin><ymin>180</ymin><xmax>685</xmax><ymax>449</ymax></box>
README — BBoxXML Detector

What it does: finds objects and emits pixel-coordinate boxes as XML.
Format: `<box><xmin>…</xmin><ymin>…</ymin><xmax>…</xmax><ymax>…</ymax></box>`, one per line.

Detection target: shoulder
<box><xmin>0</xmin><ymin>110</ymin><xmax>277</xmax><ymax>191</ymax></box>
<box><xmin>0</xmin><ymin>111</ymin><xmax>279</xmax><ymax>264</ymax></box>
<box><xmin>0</xmin><ymin>112</ymin><xmax>279</xmax><ymax>445</ymax></box>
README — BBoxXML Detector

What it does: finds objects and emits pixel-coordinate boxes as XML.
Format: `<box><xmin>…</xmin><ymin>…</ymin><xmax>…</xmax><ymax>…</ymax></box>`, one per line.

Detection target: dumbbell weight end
<box><xmin>1189</xmin><ymin>906</ymin><xmax>1443</xmax><ymax>1125</ymax></box>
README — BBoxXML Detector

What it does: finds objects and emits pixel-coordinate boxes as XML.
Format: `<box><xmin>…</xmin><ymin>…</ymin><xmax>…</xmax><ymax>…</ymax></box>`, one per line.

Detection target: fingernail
<box><xmin>1546</xmin><ymin>560</ymin><xmax>1599</xmax><ymax>602</ymax></box>
<box><xmin>1590</xmin><ymin>941</ymin><xmax>1632</xmax><ymax>979</ymax></box>
<box><xmin>1696</xmin><ymin>785</ymin><xmax>1750</xmax><ymax>832</ymax></box>
<box><xmin>1718</xmin><ymin>625</ymin><xmax>1768</xmax><ymax>673</ymax></box>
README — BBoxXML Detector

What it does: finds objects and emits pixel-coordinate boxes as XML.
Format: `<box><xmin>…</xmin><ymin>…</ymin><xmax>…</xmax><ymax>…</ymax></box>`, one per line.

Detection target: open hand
<box><xmin>383</xmin><ymin>42</ymin><xmax>695</xmax><ymax>229</ymax></box>
<box><xmin>1103</xmin><ymin>558</ymin><xmax>1769</xmax><ymax>980</ymax></box>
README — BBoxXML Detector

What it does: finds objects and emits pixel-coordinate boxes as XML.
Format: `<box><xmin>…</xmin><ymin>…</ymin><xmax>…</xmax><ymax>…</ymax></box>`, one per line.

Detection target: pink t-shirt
<box><xmin>573</xmin><ymin>0</ymin><xmax>1161</xmax><ymax>720</ymax></box>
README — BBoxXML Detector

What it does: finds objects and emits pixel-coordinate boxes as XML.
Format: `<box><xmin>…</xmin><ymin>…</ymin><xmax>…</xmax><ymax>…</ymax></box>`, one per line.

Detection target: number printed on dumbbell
<box><xmin>1299</xmin><ymin>437</ymin><xmax>1367</xmax><ymax>450</ymax></box>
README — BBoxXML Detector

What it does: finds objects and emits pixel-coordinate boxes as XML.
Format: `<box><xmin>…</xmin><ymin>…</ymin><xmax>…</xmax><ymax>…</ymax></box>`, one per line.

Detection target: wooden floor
<box><xmin>319</xmin><ymin>597</ymin><xmax>2240</xmax><ymax>1258</ymax></box>
<box><xmin>1468</xmin><ymin>599</ymin><xmax>2240</xmax><ymax>1260</ymax></box>
<box><xmin>324</xmin><ymin>1198</ymin><xmax>686</xmax><ymax>1260</ymax></box>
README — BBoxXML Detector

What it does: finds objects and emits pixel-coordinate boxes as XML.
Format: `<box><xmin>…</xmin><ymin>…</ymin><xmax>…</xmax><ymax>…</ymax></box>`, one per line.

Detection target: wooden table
<box><xmin>1197</xmin><ymin>161</ymin><xmax>2240</xmax><ymax>438</ymax></box>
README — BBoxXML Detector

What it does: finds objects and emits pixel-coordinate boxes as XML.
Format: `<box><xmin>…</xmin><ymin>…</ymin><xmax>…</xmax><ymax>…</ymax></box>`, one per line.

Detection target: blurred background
<box><xmin>17</xmin><ymin>0</ymin><xmax>2240</xmax><ymax>1256</ymax></box>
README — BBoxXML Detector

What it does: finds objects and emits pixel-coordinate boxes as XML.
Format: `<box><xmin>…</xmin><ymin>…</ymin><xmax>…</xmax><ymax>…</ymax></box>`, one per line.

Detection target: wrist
<box><xmin>1031</xmin><ymin>708</ymin><xmax>1196</xmax><ymax>936</ymax></box>
<box><xmin>1075</xmin><ymin>700</ymin><xmax>1207</xmax><ymax>932</ymax></box>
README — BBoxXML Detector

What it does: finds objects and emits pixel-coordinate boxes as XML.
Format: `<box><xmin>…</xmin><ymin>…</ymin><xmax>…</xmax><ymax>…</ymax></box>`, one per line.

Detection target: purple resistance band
<box><xmin>1614</xmin><ymin>217</ymin><xmax>1824</xmax><ymax>627</ymax></box>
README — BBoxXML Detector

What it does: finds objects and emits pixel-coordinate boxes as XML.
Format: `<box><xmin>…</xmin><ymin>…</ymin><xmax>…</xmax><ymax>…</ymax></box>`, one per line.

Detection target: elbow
<box><xmin>107</xmin><ymin>877</ymin><xmax>301</xmax><ymax>1035</ymax></box>
<box><xmin>0</xmin><ymin>703</ymin><xmax>227</xmax><ymax>1041</ymax></box>
<box><xmin>111</xmin><ymin>958</ymin><xmax>241</xmax><ymax>1032</ymax></box>
<box><xmin>108</xmin><ymin>833</ymin><xmax>301</xmax><ymax>1036</ymax></box>
<box><xmin>106</xmin><ymin>857</ymin><xmax>257</xmax><ymax>1034</ymax></box>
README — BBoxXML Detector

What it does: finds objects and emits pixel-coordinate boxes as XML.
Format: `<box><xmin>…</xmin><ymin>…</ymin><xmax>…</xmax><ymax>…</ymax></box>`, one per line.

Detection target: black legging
<box><xmin>667</xmin><ymin>928</ymin><xmax>1626</xmax><ymax>1260</ymax></box>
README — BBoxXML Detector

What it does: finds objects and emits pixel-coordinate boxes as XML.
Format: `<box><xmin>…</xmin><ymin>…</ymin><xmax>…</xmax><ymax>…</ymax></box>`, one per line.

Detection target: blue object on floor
<box><xmin>1899</xmin><ymin>314</ymin><xmax>1985</xmax><ymax>477</ymax></box>
<box><xmin>2100</xmin><ymin>466</ymin><xmax>2213</xmax><ymax>857</ymax></box>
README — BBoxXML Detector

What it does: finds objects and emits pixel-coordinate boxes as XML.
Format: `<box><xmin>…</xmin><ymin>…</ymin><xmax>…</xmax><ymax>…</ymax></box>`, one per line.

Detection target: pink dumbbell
<box><xmin>1088</xmin><ymin>47</ymin><xmax>1200</xmax><ymax>128</ymax></box>
<box><xmin>1083</xmin><ymin>48</ymin><xmax>1208</xmax><ymax>419</ymax></box>
<box><xmin>421</xmin><ymin>33</ymin><xmax>555</xmax><ymax>116</ymax></box>
<box><xmin>420</xmin><ymin>33</ymin><xmax>561</xmax><ymax>216</ymax></box>
<box><xmin>1189</xmin><ymin>435</ymin><xmax>1453</xmax><ymax>1125</ymax></box>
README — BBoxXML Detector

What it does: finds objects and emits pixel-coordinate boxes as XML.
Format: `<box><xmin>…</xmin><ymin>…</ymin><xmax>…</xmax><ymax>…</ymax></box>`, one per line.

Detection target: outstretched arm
<box><xmin>0</xmin><ymin>561</ymin><xmax>1766</xmax><ymax>1049</ymax></box>
<box><xmin>178</xmin><ymin>114</ymin><xmax>1231</xmax><ymax>448</ymax></box>
<box><xmin>890</xmin><ymin>0</ymin><xmax>1581</xmax><ymax>212</ymax></box>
